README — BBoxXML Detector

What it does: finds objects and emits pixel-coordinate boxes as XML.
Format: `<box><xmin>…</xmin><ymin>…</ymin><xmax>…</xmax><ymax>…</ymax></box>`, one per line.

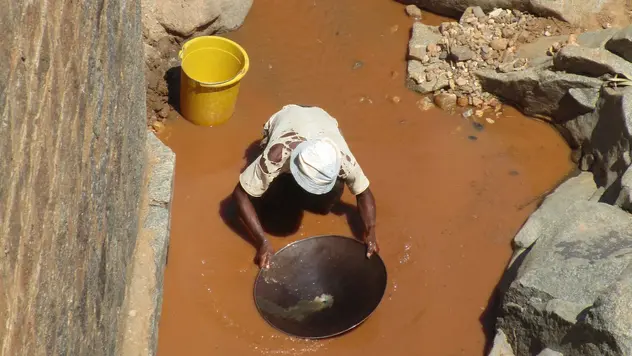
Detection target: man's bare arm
<box><xmin>232</xmin><ymin>183</ymin><xmax>274</xmax><ymax>268</ymax></box>
<box><xmin>356</xmin><ymin>187</ymin><xmax>379</xmax><ymax>257</ymax></box>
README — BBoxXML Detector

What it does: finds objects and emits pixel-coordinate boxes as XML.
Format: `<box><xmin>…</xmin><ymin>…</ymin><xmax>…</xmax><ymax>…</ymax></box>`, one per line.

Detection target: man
<box><xmin>233</xmin><ymin>104</ymin><xmax>378</xmax><ymax>269</ymax></box>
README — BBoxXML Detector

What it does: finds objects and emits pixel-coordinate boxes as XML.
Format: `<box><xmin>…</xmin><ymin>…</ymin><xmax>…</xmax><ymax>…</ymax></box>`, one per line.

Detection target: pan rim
<box><xmin>252</xmin><ymin>234</ymin><xmax>388</xmax><ymax>340</ymax></box>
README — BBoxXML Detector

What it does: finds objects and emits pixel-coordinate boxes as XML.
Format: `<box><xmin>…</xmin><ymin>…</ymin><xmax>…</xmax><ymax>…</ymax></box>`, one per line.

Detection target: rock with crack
<box><xmin>563</xmin><ymin>87</ymin><xmax>632</xmax><ymax>190</ymax></box>
<box><xmin>476</xmin><ymin>68</ymin><xmax>602</xmax><ymax>119</ymax></box>
<box><xmin>397</xmin><ymin>0</ymin><xmax>609</xmax><ymax>27</ymax></box>
<box><xmin>498</xmin><ymin>200</ymin><xmax>632</xmax><ymax>355</ymax></box>
<box><xmin>606</xmin><ymin>25</ymin><xmax>632</xmax><ymax>63</ymax></box>
<box><xmin>142</xmin><ymin>0</ymin><xmax>253</xmax><ymax>43</ymax></box>
<box><xmin>511</xmin><ymin>172</ymin><xmax>597</xmax><ymax>252</ymax></box>
<box><xmin>553</xmin><ymin>46</ymin><xmax>632</xmax><ymax>78</ymax></box>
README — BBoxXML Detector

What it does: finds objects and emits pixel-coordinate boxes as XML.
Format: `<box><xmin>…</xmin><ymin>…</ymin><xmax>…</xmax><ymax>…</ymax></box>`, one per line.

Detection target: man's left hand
<box><xmin>365</xmin><ymin>230</ymin><xmax>379</xmax><ymax>258</ymax></box>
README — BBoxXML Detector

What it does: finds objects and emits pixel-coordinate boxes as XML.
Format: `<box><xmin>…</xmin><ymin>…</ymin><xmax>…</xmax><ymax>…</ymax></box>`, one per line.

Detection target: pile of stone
<box><xmin>406</xmin><ymin>6</ymin><xmax>578</xmax><ymax>115</ymax></box>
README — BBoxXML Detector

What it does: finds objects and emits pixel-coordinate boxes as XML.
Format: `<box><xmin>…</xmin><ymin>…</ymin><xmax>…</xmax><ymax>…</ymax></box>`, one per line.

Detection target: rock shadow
<box><xmin>164</xmin><ymin>66</ymin><xmax>181</xmax><ymax>114</ymax></box>
<box><xmin>479</xmin><ymin>245</ymin><xmax>533</xmax><ymax>355</ymax></box>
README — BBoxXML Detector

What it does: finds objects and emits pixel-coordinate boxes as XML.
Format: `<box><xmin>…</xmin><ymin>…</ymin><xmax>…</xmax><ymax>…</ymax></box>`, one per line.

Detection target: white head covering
<box><xmin>290</xmin><ymin>138</ymin><xmax>341</xmax><ymax>195</ymax></box>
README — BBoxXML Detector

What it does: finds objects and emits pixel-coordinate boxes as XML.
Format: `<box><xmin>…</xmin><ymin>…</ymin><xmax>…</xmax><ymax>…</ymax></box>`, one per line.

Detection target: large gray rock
<box><xmin>142</xmin><ymin>0</ymin><xmax>253</xmax><ymax>43</ymax></box>
<box><xmin>119</xmin><ymin>132</ymin><xmax>175</xmax><ymax>356</ymax></box>
<box><xmin>0</xmin><ymin>0</ymin><xmax>147</xmax><ymax>354</ymax></box>
<box><xmin>563</xmin><ymin>87</ymin><xmax>632</xmax><ymax>188</ymax></box>
<box><xmin>499</xmin><ymin>200</ymin><xmax>632</xmax><ymax>355</ymax></box>
<box><xmin>606</xmin><ymin>26</ymin><xmax>632</xmax><ymax>63</ymax></box>
<box><xmin>399</xmin><ymin>0</ymin><xmax>609</xmax><ymax>26</ymax></box>
<box><xmin>584</xmin><ymin>267</ymin><xmax>632</xmax><ymax>356</ymax></box>
<box><xmin>512</xmin><ymin>172</ymin><xmax>597</xmax><ymax>251</ymax></box>
<box><xmin>578</xmin><ymin>29</ymin><xmax>620</xmax><ymax>49</ymax></box>
<box><xmin>553</xmin><ymin>45</ymin><xmax>632</xmax><ymax>78</ymax></box>
<box><xmin>476</xmin><ymin>68</ymin><xmax>603</xmax><ymax>120</ymax></box>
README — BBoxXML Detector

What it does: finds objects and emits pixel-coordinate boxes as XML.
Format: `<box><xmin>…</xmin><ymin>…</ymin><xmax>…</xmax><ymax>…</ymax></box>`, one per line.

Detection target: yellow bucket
<box><xmin>178</xmin><ymin>36</ymin><xmax>250</xmax><ymax>126</ymax></box>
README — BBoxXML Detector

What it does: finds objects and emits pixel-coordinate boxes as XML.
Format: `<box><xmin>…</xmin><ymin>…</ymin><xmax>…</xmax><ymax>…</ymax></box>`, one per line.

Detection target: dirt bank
<box><xmin>155</xmin><ymin>0</ymin><xmax>573</xmax><ymax>355</ymax></box>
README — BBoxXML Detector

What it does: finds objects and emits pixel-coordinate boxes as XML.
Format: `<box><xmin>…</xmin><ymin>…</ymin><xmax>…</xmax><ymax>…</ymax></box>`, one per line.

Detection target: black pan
<box><xmin>253</xmin><ymin>235</ymin><xmax>387</xmax><ymax>339</ymax></box>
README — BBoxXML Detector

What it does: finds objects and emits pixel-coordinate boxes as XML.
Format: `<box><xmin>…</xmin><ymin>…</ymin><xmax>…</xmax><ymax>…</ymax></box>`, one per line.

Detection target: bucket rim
<box><xmin>179</xmin><ymin>35</ymin><xmax>250</xmax><ymax>88</ymax></box>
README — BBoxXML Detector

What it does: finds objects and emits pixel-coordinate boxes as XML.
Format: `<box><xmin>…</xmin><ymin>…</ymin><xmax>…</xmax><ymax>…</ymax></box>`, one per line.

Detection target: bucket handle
<box><xmin>178</xmin><ymin>41</ymin><xmax>191</xmax><ymax>60</ymax></box>
<box><xmin>195</xmin><ymin>68</ymin><xmax>247</xmax><ymax>88</ymax></box>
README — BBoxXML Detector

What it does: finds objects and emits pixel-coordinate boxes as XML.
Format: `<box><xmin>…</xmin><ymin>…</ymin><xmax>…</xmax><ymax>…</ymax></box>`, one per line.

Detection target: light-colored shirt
<box><xmin>239</xmin><ymin>105</ymin><xmax>370</xmax><ymax>197</ymax></box>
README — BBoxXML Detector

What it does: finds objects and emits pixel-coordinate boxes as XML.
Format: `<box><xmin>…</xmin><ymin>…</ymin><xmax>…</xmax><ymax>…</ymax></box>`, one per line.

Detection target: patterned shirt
<box><xmin>239</xmin><ymin>105</ymin><xmax>370</xmax><ymax>197</ymax></box>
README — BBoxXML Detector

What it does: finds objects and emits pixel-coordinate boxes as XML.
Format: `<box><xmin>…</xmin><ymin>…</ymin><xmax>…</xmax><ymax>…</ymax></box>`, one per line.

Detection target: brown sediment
<box><xmin>156</xmin><ymin>1</ymin><xmax>574</xmax><ymax>355</ymax></box>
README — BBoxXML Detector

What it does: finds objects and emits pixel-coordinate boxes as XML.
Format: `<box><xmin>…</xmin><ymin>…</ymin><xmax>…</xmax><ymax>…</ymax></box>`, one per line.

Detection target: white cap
<box><xmin>289</xmin><ymin>138</ymin><xmax>341</xmax><ymax>195</ymax></box>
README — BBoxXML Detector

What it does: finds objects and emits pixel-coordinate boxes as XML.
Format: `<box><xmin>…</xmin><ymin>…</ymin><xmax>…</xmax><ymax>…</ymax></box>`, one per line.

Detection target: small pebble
<box><xmin>151</xmin><ymin>120</ymin><xmax>165</xmax><ymax>133</ymax></box>
<box><xmin>434</xmin><ymin>93</ymin><xmax>458</xmax><ymax>111</ymax></box>
<box><xmin>475</xmin><ymin>110</ymin><xmax>484</xmax><ymax>117</ymax></box>
<box><xmin>457</xmin><ymin>97</ymin><xmax>469</xmax><ymax>107</ymax></box>
<box><xmin>390</xmin><ymin>25</ymin><xmax>399</xmax><ymax>33</ymax></box>
<box><xmin>467</xmin><ymin>135</ymin><xmax>478</xmax><ymax>141</ymax></box>
<box><xmin>462</xmin><ymin>109</ymin><xmax>474</xmax><ymax>118</ymax></box>
<box><xmin>509</xmin><ymin>170</ymin><xmax>519</xmax><ymax>176</ymax></box>
<box><xmin>417</xmin><ymin>97</ymin><xmax>435</xmax><ymax>111</ymax></box>
<box><xmin>352</xmin><ymin>61</ymin><xmax>364</xmax><ymax>70</ymax></box>
<box><xmin>158</xmin><ymin>107</ymin><xmax>169</xmax><ymax>118</ymax></box>
<box><xmin>405</xmin><ymin>4</ymin><xmax>422</xmax><ymax>19</ymax></box>
<box><xmin>486</xmin><ymin>118</ymin><xmax>495</xmax><ymax>124</ymax></box>
<box><xmin>391</xmin><ymin>96</ymin><xmax>401</xmax><ymax>104</ymax></box>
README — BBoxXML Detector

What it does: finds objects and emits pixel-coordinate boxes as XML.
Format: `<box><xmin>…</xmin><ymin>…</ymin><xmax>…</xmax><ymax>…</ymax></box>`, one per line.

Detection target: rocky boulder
<box><xmin>495</xmin><ymin>174</ymin><xmax>632</xmax><ymax>355</ymax></box>
<box><xmin>397</xmin><ymin>0</ymin><xmax>611</xmax><ymax>27</ymax></box>
<box><xmin>0</xmin><ymin>0</ymin><xmax>148</xmax><ymax>354</ymax></box>
<box><xmin>553</xmin><ymin>46</ymin><xmax>632</xmax><ymax>78</ymax></box>
<box><xmin>606</xmin><ymin>25</ymin><xmax>632</xmax><ymax>63</ymax></box>
<box><xmin>476</xmin><ymin>68</ymin><xmax>602</xmax><ymax>119</ymax></box>
<box><xmin>566</xmin><ymin>87</ymin><xmax>632</xmax><ymax>189</ymax></box>
<box><xmin>142</xmin><ymin>0</ymin><xmax>253</xmax><ymax>44</ymax></box>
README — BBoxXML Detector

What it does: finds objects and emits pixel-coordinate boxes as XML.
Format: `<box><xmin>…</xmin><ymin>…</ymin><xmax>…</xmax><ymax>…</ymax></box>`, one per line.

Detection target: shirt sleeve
<box><xmin>239</xmin><ymin>156</ymin><xmax>274</xmax><ymax>197</ymax></box>
<box><xmin>339</xmin><ymin>153</ymin><xmax>370</xmax><ymax>195</ymax></box>
<box><xmin>238</xmin><ymin>141</ymin><xmax>293</xmax><ymax>197</ymax></box>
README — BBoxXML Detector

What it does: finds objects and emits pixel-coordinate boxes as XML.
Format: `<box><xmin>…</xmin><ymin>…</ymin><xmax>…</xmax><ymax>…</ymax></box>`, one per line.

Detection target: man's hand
<box><xmin>365</xmin><ymin>229</ymin><xmax>379</xmax><ymax>258</ymax></box>
<box><xmin>256</xmin><ymin>242</ymin><xmax>275</xmax><ymax>269</ymax></box>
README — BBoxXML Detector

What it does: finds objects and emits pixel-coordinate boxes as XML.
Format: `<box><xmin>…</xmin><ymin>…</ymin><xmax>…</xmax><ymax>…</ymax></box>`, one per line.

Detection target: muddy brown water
<box><xmin>156</xmin><ymin>1</ymin><xmax>574</xmax><ymax>355</ymax></box>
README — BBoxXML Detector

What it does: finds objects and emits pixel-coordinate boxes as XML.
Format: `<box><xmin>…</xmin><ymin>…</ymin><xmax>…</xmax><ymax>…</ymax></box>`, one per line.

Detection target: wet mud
<box><xmin>156</xmin><ymin>1</ymin><xmax>574</xmax><ymax>355</ymax></box>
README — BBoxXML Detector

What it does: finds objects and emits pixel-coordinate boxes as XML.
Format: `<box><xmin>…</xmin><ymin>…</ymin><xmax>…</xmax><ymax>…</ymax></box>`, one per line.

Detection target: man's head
<box><xmin>290</xmin><ymin>138</ymin><xmax>341</xmax><ymax>196</ymax></box>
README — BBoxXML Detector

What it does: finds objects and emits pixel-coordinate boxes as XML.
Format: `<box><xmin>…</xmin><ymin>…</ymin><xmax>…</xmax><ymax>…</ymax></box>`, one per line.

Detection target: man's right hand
<box><xmin>256</xmin><ymin>242</ymin><xmax>275</xmax><ymax>269</ymax></box>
